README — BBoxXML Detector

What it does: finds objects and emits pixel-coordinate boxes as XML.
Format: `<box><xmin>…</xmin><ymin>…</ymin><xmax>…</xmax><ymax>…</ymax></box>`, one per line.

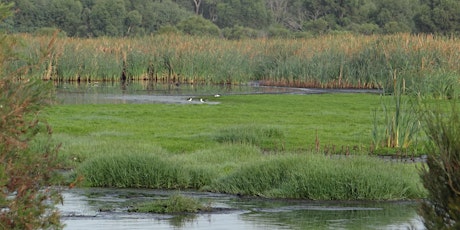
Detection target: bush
<box><xmin>419</xmin><ymin>101</ymin><xmax>460</xmax><ymax>229</ymax></box>
<box><xmin>0</xmin><ymin>3</ymin><xmax>63</xmax><ymax>229</ymax></box>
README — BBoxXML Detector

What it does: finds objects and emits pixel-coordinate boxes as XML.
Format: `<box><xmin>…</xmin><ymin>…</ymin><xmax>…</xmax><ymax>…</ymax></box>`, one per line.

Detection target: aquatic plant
<box><xmin>372</xmin><ymin>74</ymin><xmax>421</xmax><ymax>151</ymax></box>
<box><xmin>15</xmin><ymin>33</ymin><xmax>460</xmax><ymax>89</ymax></box>
<box><xmin>130</xmin><ymin>194</ymin><xmax>211</xmax><ymax>214</ymax></box>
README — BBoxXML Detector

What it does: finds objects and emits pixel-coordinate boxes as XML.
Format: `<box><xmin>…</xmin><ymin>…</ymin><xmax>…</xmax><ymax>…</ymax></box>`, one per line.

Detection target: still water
<box><xmin>55</xmin><ymin>82</ymin><xmax>424</xmax><ymax>230</ymax></box>
<box><xmin>59</xmin><ymin>188</ymin><xmax>423</xmax><ymax>230</ymax></box>
<box><xmin>54</xmin><ymin>81</ymin><xmax>379</xmax><ymax>104</ymax></box>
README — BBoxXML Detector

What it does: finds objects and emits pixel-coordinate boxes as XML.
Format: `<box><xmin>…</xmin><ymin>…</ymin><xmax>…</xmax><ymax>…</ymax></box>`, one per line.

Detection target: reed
<box><xmin>372</xmin><ymin>76</ymin><xmax>421</xmax><ymax>151</ymax></box>
<box><xmin>16</xmin><ymin>33</ymin><xmax>460</xmax><ymax>88</ymax></box>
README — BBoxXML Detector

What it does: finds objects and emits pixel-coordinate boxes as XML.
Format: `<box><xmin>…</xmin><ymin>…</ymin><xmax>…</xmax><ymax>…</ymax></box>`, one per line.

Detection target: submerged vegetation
<box><xmin>129</xmin><ymin>194</ymin><xmax>211</xmax><ymax>214</ymax></box>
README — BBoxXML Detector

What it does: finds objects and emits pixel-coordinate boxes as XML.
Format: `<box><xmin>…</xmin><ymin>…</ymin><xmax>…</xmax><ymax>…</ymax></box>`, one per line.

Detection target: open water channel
<box><xmin>55</xmin><ymin>81</ymin><xmax>425</xmax><ymax>229</ymax></box>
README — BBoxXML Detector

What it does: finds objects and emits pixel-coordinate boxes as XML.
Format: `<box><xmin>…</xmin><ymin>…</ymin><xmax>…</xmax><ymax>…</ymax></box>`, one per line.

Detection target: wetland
<box><xmin>53</xmin><ymin>82</ymin><xmax>425</xmax><ymax>229</ymax></box>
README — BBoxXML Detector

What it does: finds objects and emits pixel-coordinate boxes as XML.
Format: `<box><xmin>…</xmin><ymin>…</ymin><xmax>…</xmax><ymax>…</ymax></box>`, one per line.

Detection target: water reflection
<box><xmin>54</xmin><ymin>81</ymin><xmax>308</xmax><ymax>105</ymax></box>
<box><xmin>59</xmin><ymin>188</ymin><xmax>424</xmax><ymax>230</ymax></box>
<box><xmin>55</xmin><ymin>81</ymin><xmax>377</xmax><ymax>105</ymax></box>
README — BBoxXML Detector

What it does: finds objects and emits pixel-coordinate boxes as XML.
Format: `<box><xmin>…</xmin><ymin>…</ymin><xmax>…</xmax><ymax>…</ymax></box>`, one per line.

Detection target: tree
<box><xmin>193</xmin><ymin>0</ymin><xmax>201</xmax><ymax>14</ymax></box>
<box><xmin>125</xmin><ymin>10</ymin><xmax>143</xmax><ymax>36</ymax></box>
<box><xmin>48</xmin><ymin>0</ymin><xmax>83</xmax><ymax>37</ymax></box>
<box><xmin>415</xmin><ymin>0</ymin><xmax>460</xmax><ymax>35</ymax></box>
<box><xmin>0</xmin><ymin>3</ymin><xmax>63</xmax><ymax>229</ymax></box>
<box><xmin>177</xmin><ymin>15</ymin><xmax>220</xmax><ymax>36</ymax></box>
<box><xmin>89</xmin><ymin>0</ymin><xmax>126</xmax><ymax>37</ymax></box>
<box><xmin>215</xmin><ymin>0</ymin><xmax>272</xmax><ymax>29</ymax></box>
<box><xmin>139</xmin><ymin>0</ymin><xmax>191</xmax><ymax>34</ymax></box>
<box><xmin>371</xmin><ymin>0</ymin><xmax>416</xmax><ymax>33</ymax></box>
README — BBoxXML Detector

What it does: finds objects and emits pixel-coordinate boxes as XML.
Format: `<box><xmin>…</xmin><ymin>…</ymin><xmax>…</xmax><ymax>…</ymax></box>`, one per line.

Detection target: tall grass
<box><xmin>17</xmin><ymin>33</ymin><xmax>460</xmax><ymax>88</ymax></box>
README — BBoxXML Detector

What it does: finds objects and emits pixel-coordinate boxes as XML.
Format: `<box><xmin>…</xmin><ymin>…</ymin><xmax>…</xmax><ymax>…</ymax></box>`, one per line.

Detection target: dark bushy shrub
<box><xmin>419</xmin><ymin>101</ymin><xmax>460</xmax><ymax>229</ymax></box>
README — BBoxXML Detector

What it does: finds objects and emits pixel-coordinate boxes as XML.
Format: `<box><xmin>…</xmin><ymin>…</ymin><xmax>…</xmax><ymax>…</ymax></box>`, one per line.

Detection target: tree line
<box><xmin>1</xmin><ymin>0</ymin><xmax>459</xmax><ymax>38</ymax></box>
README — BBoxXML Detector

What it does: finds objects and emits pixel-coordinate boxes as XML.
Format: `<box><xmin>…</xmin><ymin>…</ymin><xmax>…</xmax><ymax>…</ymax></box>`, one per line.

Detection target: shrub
<box><xmin>0</xmin><ymin>3</ymin><xmax>63</xmax><ymax>229</ymax></box>
<box><xmin>419</xmin><ymin>101</ymin><xmax>460</xmax><ymax>229</ymax></box>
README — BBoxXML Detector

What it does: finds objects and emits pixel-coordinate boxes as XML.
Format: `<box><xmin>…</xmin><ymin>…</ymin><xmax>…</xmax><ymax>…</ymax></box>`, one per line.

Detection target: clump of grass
<box><xmin>130</xmin><ymin>194</ymin><xmax>211</xmax><ymax>214</ymax></box>
<box><xmin>78</xmin><ymin>152</ymin><xmax>214</xmax><ymax>189</ymax></box>
<box><xmin>211</xmin><ymin>154</ymin><xmax>425</xmax><ymax>200</ymax></box>
<box><xmin>214</xmin><ymin>125</ymin><xmax>285</xmax><ymax>151</ymax></box>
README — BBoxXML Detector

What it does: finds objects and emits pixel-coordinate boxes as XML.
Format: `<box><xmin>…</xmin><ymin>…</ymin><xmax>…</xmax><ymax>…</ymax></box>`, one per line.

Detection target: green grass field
<box><xmin>46</xmin><ymin>93</ymin><xmax>380</xmax><ymax>155</ymax></box>
<box><xmin>45</xmin><ymin>93</ymin><xmax>426</xmax><ymax>200</ymax></box>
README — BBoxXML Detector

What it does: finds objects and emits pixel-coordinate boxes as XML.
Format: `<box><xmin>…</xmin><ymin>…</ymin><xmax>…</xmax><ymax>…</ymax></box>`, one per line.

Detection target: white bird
<box><xmin>214</xmin><ymin>94</ymin><xmax>221</xmax><ymax>97</ymax></box>
<box><xmin>187</xmin><ymin>97</ymin><xmax>193</xmax><ymax>102</ymax></box>
<box><xmin>200</xmin><ymin>98</ymin><xmax>205</xmax><ymax>103</ymax></box>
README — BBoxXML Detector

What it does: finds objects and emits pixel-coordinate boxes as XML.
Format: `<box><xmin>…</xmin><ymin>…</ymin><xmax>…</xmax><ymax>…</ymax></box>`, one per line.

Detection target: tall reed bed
<box><xmin>19</xmin><ymin>33</ymin><xmax>460</xmax><ymax>89</ymax></box>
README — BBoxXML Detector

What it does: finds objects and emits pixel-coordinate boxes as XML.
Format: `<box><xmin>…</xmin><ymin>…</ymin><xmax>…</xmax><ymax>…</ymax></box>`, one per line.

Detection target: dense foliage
<box><xmin>419</xmin><ymin>101</ymin><xmax>460</xmax><ymax>229</ymax></box>
<box><xmin>1</xmin><ymin>0</ymin><xmax>459</xmax><ymax>38</ymax></box>
<box><xmin>0</xmin><ymin>3</ymin><xmax>62</xmax><ymax>229</ymax></box>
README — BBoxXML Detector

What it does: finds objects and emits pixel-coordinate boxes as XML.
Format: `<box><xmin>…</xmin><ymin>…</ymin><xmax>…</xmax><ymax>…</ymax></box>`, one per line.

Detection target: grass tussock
<box><xmin>214</xmin><ymin>125</ymin><xmax>285</xmax><ymax>151</ymax></box>
<box><xmin>79</xmin><ymin>152</ymin><xmax>213</xmax><ymax>189</ymax></box>
<box><xmin>211</xmin><ymin>154</ymin><xmax>425</xmax><ymax>200</ymax></box>
<box><xmin>78</xmin><ymin>150</ymin><xmax>425</xmax><ymax>200</ymax></box>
